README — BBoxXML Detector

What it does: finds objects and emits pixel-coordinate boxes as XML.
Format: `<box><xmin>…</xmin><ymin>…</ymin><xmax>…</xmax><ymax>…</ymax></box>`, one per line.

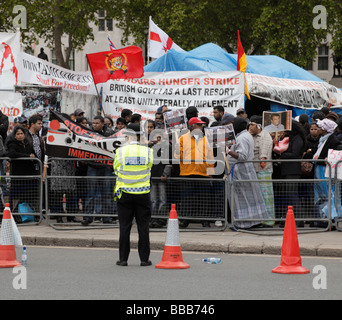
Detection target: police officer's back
<box><xmin>114</xmin><ymin>124</ymin><xmax>153</xmax><ymax>266</ymax></box>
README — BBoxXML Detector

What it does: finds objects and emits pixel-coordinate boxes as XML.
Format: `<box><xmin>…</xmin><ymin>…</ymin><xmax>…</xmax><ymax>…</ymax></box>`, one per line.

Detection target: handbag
<box><xmin>301</xmin><ymin>152</ymin><xmax>314</xmax><ymax>177</ymax></box>
<box><xmin>273</xmin><ymin>137</ymin><xmax>289</xmax><ymax>154</ymax></box>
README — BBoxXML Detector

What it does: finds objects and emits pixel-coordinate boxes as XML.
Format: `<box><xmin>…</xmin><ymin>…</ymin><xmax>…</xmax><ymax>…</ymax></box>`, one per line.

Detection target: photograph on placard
<box><xmin>262</xmin><ymin>110</ymin><xmax>292</xmax><ymax>133</ymax></box>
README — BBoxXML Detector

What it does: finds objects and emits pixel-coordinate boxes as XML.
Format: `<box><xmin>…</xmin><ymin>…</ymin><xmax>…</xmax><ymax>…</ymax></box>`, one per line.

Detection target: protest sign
<box><xmin>18</xmin><ymin>52</ymin><xmax>97</xmax><ymax>95</ymax></box>
<box><xmin>263</xmin><ymin>110</ymin><xmax>292</xmax><ymax>133</ymax></box>
<box><xmin>46</xmin><ymin>111</ymin><xmax>125</xmax><ymax>165</ymax></box>
<box><xmin>0</xmin><ymin>32</ymin><xmax>20</xmax><ymax>90</ymax></box>
<box><xmin>247</xmin><ymin>73</ymin><xmax>342</xmax><ymax>109</ymax></box>
<box><xmin>102</xmin><ymin>71</ymin><xmax>245</xmax><ymax>121</ymax></box>
<box><xmin>15</xmin><ymin>85</ymin><xmax>62</xmax><ymax>121</ymax></box>
<box><xmin>325</xmin><ymin>149</ymin><xmax>342</xmax><ymax>179</ymax></box>
<box><xmin>0</xmin><ymin>91</ymin><xmax>23</xmax><ymax>133</ymax></box>
<box><xmin>205</xmin><ymin>124</ymin><xmax>236</xmax><ymax>149</ymax></box>
<box><xmin>163</xmin><ymin>108</ymin><xmax>187</xmax><ymax>134</ymax></box>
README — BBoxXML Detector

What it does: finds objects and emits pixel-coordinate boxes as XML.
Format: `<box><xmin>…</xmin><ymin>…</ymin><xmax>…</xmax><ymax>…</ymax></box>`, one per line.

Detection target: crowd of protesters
<box><xmin>2</xmin><ymin>104</ymin><xmax>342</xmax><ymax>229</ymax></box>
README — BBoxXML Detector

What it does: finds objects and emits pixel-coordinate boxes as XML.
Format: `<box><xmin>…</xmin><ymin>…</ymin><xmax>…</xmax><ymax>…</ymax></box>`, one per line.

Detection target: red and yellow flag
<box><xmin>237</xmin><ymin>30</ymin><xmax>251</xmax><ymax>100</ymax></box>
<box><xmin>86</xmin><ymin>46</ymin><xmax>144</xmax><ymax>85</ymax></box>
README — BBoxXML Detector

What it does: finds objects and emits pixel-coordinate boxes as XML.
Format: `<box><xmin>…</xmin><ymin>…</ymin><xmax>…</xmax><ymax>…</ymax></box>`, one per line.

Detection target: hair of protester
<box><xmin>121</xmin><ymin>109</ymin><xmax>133</xmax><ymax>118</ymax></box>
<box><xmin>213</xmin><ymin>106</ymin><xmax>225</xmax><ymax>113</ymax></box>
<box><xmin>155</xmin><ymin>112</ymin><xmax>163</xmax><ymax>119</ymax></box>
<box><xmin>320</xmin><ymin>107</ymin><xmax>330</xmax><ymax>116</ymax></box>
<box><xmin>312</xmin><ymin>111</ymin><xmax>324</xmax><ymax>121</ymax></box>
<box><xmin>288</xmin><ymin>120</ymin><xmax>307</xmax><ymax>145</ymax></box>
<box><xmin>116</xmin><ymin>117</ymin><xmax>127</xmax><ymax>125</ymax></box>
<box><xmin>146</xmin><ymin>119</ymin><xmax>155</xmax><ymax>128</ymax></box>
<box><xmin>94</xmin><ymin>115</ymin><xmax>104</xmax><ymax>123</ymax></box>
<box><xmin>299</xmin><ymin>114</ymin><xmax>309</xmax><ymax>124</ymax></box>
<box><xmin>76</xmin><ymin>116</ymin><xmax>88</xmax><ymax>124</ymax></box>
<box><xmin>131</xmin><ymin>113</ymin><xmax>142</xmax><ymax>123</ymax></box>
<box><xmin>249</xmin><ymin>115</ymin><xmax>262</xmax><ymax>125</ymax></box>
<box><xmin>210</xmin><ymin>121</ymin><xmax>221</xmax><ymax>127</ymax></box>
<box><xmin>29</xmin><ymin>114</ymin><xmax>43</xmax><ymax>127</ymax></box>
<box><xmin>200</xmin><ymin>116</ymin><xmax>210</xmax><ymax>127</ymax></box>
<box><xmin>104</xmin><ymin>116</ymin><xmax>114</xmax><ymax>126</ymax></box>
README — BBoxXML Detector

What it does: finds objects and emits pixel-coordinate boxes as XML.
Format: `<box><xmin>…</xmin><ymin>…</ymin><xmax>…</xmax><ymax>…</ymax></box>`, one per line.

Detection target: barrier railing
<box><xmin>228</xmin><ymin>159</ymin><xmax>332</xmax><ymax>235</ymax></box>
<box><xmin>334</xmin><ymin>159</ymin><xmax>342</xmax><ymax>232</ymax></box>
<box><xmin>0</xmin><ymin>157</ymin><xmax>43</xmax><ymax>226</ymax></box>
<box><xmin>45</xmin><ymin>158</ymin><xmax>228</xmax><ymax>231</ymax></box>
<box><xmin>0</xmin><ymin>155</ymin><xmax>338</xmax><ymax>235</ymax></box>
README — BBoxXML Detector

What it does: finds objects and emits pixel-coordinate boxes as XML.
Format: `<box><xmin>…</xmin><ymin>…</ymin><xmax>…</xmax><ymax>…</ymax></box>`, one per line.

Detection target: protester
<box><xmin>149</xmin><ymin>126</ymin><xmax>172</xmax><ymax>228</ymax></box>
<box><xmin>213</xmin><ymin>106</ymin><xmax>225</xmax><ymax>122</ymax></box>
<box><xmin>276</xmin><ymin>121</ymin><xmax>307</xmax><ymax>225</ymax></box>
<box><xmin>27</xmin><ymin>114</ymin><xmax>45</xmax><ymax>168</ymax></box>
<box><xmin>73</xmin><ymin>108</ymin><xmax>85</xmax><ymax>119</ymax></box>
<box><xmin>155</xmin><ymin>112</ymin><xmax>165</xmax><ymax>129</ymax></box>
<box><xmin>104</xmin><ymin>116</ymin><xmax>114</xmax><ymax>129</ymax></box>
<box><xmin>298</xmin><ymin>114</ymin><xmax>310</xmax><ymax>135</ymax></box>
<box><xmin>174</xmin><ymin>117</ymin><xmax>214</xmax><ymax>228</ymax></box>
<box><xmin>114</xmin><ymin>117</ymin><xmax>127</xmax><ymax>132</ymax></box>
<box><xmin>313</xmin><ymin>119</ymin><xmax>341</xmax><ymax>225</ymax></box>
<box><xmin>6</xmin><ymin>125</ymin><xmax>37</xmax><ymax>222</ymax></box>
<box><xmin>76</xmin><ymin>116</ymin><xmax>89</xmax><ymax>127</ymax></box>
<box><xmin>236</xmin><ymin>108</ymin><xmax>249</xmax><ymax>124</ymax></box>
<box><xmin>81</xmin><ymin>116</ymin><xmax>116</xmax><ymax>226</ymax></box>
<box><xmin>121</xmin><ymin>109</ymin><xmax>133</xmax><ymax>124</ymax></box>
<box><xmin>248</xmin><ymin>116</ymin><xmax>275</xmax><ymax>226</ymax></box>
<box><xmin>226</xmin><ymin>117</ymin><xmax>268</xmax><ymax>229</ymax></box>
<box><xmin>131</xmin><ymin>113</ymin><xmax>142</xmax><ymax>124</ymax></box>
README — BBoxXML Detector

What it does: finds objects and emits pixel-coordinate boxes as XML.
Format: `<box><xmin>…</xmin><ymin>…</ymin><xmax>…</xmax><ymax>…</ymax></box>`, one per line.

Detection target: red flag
<box><xmin>86</xmin><ymin>46</ymin><xmax>144</xmax><ymax>84</ymax></box>
<box><xmin>237</xmin><ymin>30</ymin><xmax>250</xmax><ymax>100</ymax></box>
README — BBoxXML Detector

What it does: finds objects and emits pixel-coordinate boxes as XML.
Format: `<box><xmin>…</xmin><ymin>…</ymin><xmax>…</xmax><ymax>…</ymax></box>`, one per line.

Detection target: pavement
<box><xmin>17</xmin><ymin>219</ymin><xmax>342</xmax><ymax>258</ymax></box>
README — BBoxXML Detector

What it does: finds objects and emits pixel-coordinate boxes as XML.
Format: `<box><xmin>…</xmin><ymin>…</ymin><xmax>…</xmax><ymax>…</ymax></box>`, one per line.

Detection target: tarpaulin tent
<box><xmin>145</xmin><ymin>43</ymin><xmax>342</xmax><ymax>118</ymax></box>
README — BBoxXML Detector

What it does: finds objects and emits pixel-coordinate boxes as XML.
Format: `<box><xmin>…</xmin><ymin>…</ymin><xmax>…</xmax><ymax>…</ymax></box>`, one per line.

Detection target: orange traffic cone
<box><xmin>272</xmin><ymin>206</ymin><xmax>310</xmax><ymax>274</ymax></box>
<box><xmin>155</xmin><ymin>204</ymin><xmax>190</xmax><ymax>269</ymax></box>
<box><xmin>0</xmin><ymin>203</ymin><xmax>22</xmax><ymax>268</ymax></box>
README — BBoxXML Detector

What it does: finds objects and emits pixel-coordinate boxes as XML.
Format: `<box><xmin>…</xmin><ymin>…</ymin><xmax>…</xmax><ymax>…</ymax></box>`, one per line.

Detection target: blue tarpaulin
<box><xmin>145</xmin><ymin>43</ymin><xmax>323</xmax><ymax>82</ymax></box>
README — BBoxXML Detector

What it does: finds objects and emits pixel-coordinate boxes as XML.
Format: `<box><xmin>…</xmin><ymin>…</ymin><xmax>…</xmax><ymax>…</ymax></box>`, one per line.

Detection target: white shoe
<box><xmin>215</xmin><ymin>220</ymin><xmax>223</xmax><ymax>227</ymax></box>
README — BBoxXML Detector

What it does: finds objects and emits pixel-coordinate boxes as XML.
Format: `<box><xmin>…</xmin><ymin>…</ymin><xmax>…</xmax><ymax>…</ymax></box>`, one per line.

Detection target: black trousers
<box><xmin>117</xmin><ymin>192</ymin><xmax>152</xmax><ymax>262</ymax></box>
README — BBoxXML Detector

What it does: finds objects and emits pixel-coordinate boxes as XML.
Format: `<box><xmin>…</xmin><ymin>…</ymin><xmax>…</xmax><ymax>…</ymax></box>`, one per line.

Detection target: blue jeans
<box><xmin>83</xmin><ymin>165</ymin><xmax>114</xmax><ymax>222</ymax></box>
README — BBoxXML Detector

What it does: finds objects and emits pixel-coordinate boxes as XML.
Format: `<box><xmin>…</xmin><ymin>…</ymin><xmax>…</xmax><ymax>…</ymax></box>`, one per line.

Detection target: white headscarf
<box><xmin>317</xmin><ymin>119</ymin><xmax>337</xmax><ymax>133</ymax></box>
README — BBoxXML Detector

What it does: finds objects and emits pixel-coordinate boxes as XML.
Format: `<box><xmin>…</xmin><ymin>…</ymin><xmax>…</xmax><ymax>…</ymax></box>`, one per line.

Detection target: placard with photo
<box><xmin>262</xmin><ymin>110</ymin><xmax>292</xmax><ymax>133</ymax></box>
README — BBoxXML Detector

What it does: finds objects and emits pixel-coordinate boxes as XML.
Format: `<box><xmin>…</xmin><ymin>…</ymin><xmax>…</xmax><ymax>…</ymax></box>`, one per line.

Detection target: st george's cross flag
<box><xmin>237</xmin><ymin>30</ymin><xmax>251</xmax><ymax>100</ymax></box>
<box><xmin>148</xmin><ymin>17</ymin><xmax>184</xmax><ymax>59</ymax></box>
<box><xmin>86</xmin><ymin>46</ymin><xmax>144</xmax><ymax>84</ymax></box>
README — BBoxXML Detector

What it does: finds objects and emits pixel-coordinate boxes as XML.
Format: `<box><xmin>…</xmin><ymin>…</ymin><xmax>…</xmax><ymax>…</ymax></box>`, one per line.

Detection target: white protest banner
<box><xmin>0</xmin><ymin>32</ymin><xmax>20</xmax><ymax>90</ymax></box>
<box><xmin>102</xmin><ymin>71</ymin><xmax>245</xmax><ymax>121</ymax></box>
<box><xmin>0</xmin><ymin>91</ymin><xmax>23</xmax><ymax>132</ymax></box>
<box><xmin>247</xmin><ymin>73</ymin><xmax>342</xmax><ymax>109</ymax></box>
<box><xmin>325</xmin><ymin>149</ymin><xmax>342</xmax><ymax>179</ymax></box>
<box><xmin>18</xmin><ymin>52</ymin><xmax>97</xmax><ymax>95</ymax></box>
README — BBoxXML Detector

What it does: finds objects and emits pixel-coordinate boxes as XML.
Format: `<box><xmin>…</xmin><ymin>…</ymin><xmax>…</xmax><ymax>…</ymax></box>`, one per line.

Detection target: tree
<box><xmin>109</xmin><ymin>0</ymin><xmax>267</xmax><ymax>54</ymax></box>
<box><xmin>252</xmin><ymin>0</ymin><xmax>329</xmax><ymax>68</ymax></box>
<box><xmin>0</xmin><ymin>0</ymin><xmax>113</xmax><ymax>69</ymax></box>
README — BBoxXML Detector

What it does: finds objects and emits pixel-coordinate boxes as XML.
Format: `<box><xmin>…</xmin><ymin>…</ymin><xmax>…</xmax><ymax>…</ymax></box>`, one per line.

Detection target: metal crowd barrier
<box><xmin>334</xmin><ymin>159</ymin><xmax>342</xmax><ymax>232</ymax></box>
<box><xmin>45</xmin><ymin>158</ymin><xmax>228</xmax><ymax>231</ymax></box>
<box><xmin>228</xmin><ymin>159</ymin><xmax>332</xmax><ymax>235</ymax></box>
<box><xmin>0</xmin><ymin>157</ymin><xmax>43</xmax><ymax>226</ymax></box>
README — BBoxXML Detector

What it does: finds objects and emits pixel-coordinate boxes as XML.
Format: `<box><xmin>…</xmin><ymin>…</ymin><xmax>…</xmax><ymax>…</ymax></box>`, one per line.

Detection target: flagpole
<box><xmin>86</xmin><ymin>54</ymin><xmax>106</xmax><ymax>118</ymax></box>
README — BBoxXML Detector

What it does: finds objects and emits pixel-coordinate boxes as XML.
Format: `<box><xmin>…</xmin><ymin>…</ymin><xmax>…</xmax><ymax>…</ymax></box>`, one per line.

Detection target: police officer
<box><xmin>114</xmin><ymin>123</ymin><xmax>154</xmax><ymax>266</ymax></box>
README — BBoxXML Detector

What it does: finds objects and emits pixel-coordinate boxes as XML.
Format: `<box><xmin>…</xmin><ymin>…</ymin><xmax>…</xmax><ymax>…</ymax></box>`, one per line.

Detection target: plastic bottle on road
<box><xmin>202</xmin><ymin>258</ymin><xmax>222</xmax><ymax>264</ymax></box>
<box><xmin>21</xmin><ymin>246</ymin><xmax>27</xmax><ymax>267</ymax></box>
